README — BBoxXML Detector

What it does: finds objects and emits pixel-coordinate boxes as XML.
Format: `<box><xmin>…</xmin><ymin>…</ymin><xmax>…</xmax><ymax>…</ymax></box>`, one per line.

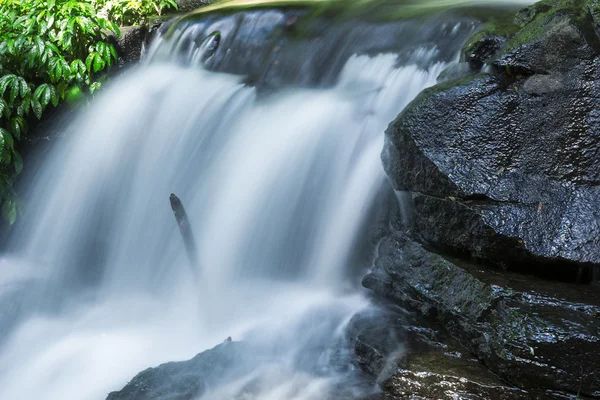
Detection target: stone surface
<box><xmin>382</xmin><ymin>0</ymin><xmax>600</xmax><ymax>280</ymax></box>
<box><xmin>362</xmin><ymin>232</ymin><xmax>600</xmax><ymax>397</ymax></box>
<box><xmin>106</xmin><ymin>341</ymin><xmax>251</xmax><ymax>400</ymax></box>
<box><xmin>177</xmin><ymin>0</ymin><xmax>210</xmax><ymax>12</ymax></box>
<box><xmin>465</xmin><ymin>34</ymin><xmax>507</xmax><ymax>69</ymax></box>
<box><xmin>114</xmin><ymin>25</ymin><xmax>150</xmax><ymax>64</ymax></box>
<box><xmin>348</xmin><ymin>304</ymin><xmax>586</xmax><ymax>400</ymax></box>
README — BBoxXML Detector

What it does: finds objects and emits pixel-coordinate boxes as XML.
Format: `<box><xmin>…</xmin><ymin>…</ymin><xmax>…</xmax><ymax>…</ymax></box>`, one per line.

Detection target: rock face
<box><xmin>382</xmin><ymin>0</ymin><xmax>600</xmax><ymax>281</ymax></box>
<box><xmin>369</xmin><ymin>2</ymin><xmax>600</xmax><ymax>395</ymax></box>
<box><xmin>363</xmin><ymin>232</ymin><xmax>600</xmax><ymax>397</ymax></box>
<box><xmin>113</xmin><ymin>25</ymin><xmax>150</xmax><ymax>64</ymax></box>
<box><xmin>348</xmin><ymin>302</ymin><xmax>585</xmax><ymax>400</ymax></box>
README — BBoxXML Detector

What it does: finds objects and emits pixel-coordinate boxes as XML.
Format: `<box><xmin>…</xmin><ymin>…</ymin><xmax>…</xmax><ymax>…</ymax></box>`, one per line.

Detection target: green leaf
<box><xmin>65</xmin><ymin>85</ymin><xmax>83</xmax><ymax>104</ymax></box>
<box><xmin>31</xmin><ymin>99</ymin><xmax>42</xmax><ymax>119</ymax></box>
<box><xmin>109</xmin><ymin>44</ymin><xmax>118</xmax><ymax>60</ymax></box>
<box><xmin>54</xmin><ymin>59</ymin><xmax>63</xmax><ymax>82</ymax></box>
<box><xmin>47</xmin><ymin>42</ymin><xmax>60</xmax><ymax>54</ymax></box>
<box><xmin>13</xmin><ymin>150</ymin><xmax>23</xmax><ymax>175</ymax></box>
<box><xmin>16</xmin><ymin>100</ymin><xmax>27</xmax><ymax>117</ymax></box>
<box><xmin>0</xmin><ymin>75</ymin><xmax>15</xmax><ymax>95</ymax></box>
<box><xmin>9</xmin><ymin>81</ymin><xmax>19</xmax><ymax>105</ymax></box>
<box><xmin>2</xmin><ymin>129</ymin><xmax>14</xmax><ymax>149</ymax></box>
<box><xmin>85</xmin><ymin>53</ymin><xmax>95</xmax><ymax>73</ymax></box>
<box><xmin>2</xmin><ymin>199</ymin><xmax>17</xmax><ymax>225</ymax></box>
<box><xmin>10</xmin><ymin>118</ymin><xmax>21</xmax><ymax>140</ymax></box>
<box><xmin>47</xmin><ymin>15</ymin><xmax>55</xmax><ymax>30</ymax></box>
<box><xmin>11</xmin><ymin>116</ymin><xmax>27</xmax><ymax>140</ymax></box>
<box><xmin>0</xmin><ymin>129</ymin><xmax>6</xmax><ymax>154</ymax></box>
<box><xmin>93</xmin><ymin>55</ymin><xmax>105</xmax><ymax>73</ymax></box>
<box><xmin>43</xmin><ymin>85</ymin><xmax>53</xmax><ymax>108</ymax></box>
<box><xmin>18</xmin><ymin>78</ymin><xmax>29</xmax><ymax>98</ymax></box>
<box><xmin>90</xmin><ymin>81</ymin><xmax>101</xmax><ymax>94</ymax></box>
<box><xmin>51</xmin><ymin>88</ymin><xmax>59</xmax><ymax>107</ymax></box>
<box><xmin>111</xmin><ymin>22</ymin><xmax>121</xmax><ymax>37</ymax></box>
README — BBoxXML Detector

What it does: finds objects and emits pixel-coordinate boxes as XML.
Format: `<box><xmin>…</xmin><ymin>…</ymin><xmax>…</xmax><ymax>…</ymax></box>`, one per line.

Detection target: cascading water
<box><xmin>0</xmin><ymin>10</ymin><xmax>475</xmax><ymax>400</ymax></box>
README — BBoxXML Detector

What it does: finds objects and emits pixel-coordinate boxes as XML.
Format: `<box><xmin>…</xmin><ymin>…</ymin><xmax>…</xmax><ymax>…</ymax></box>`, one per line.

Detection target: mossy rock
<box><xmin>462</xmin><ymin>0</ymin><xmax>600</xmax><ymax>72</ymax></box>
<box><xmin>507</xmin><ymin>0</ymin><xmax>600</xmax><ymax>52</ymax></box>
<box><xmin>462</xmin><ymin>17</ymin><xmax>518</xmax><ymax>54</ymax></box>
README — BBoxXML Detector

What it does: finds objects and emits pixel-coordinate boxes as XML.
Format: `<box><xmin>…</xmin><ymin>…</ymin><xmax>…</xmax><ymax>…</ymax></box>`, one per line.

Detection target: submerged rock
<box><xmin>348</xmin><ymin>303</ymin><xmax>584</xmax><ymax>400</ymax></box>
<box><xmin>164</xmin><ymin>10</ymin><xmax>477</xmax><ymax>88</ymax></box>
<box><xmin>106</xmin><ymin>341</ymin><xmax>250</xmax><ymax>400</ymax></box>
<box><xmin>382</xmin><ymin>0</ymin><xmax>600</xmax><ymax>281</ymax></box>
<box><xmin>362</xmin><ymin>232</ymin><xmax>600</xmax><ymax>397</ymax></box>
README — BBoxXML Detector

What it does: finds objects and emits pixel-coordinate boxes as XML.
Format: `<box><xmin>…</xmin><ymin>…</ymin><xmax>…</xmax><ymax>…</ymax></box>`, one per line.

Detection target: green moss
<box><xmin>501</xmin><ymin>0</ymin><xmax>600</xmax><ymax>53</ymax></box>
<box><xmin>426</xmin><ymin>73</ymin><xmax>481</xmax><ymax>96</ymax></box>
<box><xmin>394</xmin><ymin>73</ymin><xmax>481</xmax><ymax>128</ymax></box>
<box><xmin>461</xmin><ymin>11</ymin><xmax>520</xmax><ymax>57</ymax></box>
<box><xmin>458</xmin><ymin>0</ymin><xmax>600</xmax><ymax>70</ymax></box>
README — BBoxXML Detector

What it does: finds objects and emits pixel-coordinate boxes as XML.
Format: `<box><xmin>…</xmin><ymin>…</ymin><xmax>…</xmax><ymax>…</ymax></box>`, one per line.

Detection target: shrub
<box><xmin>0</xmin><ymin>0</ymin><xmax>119</xmax><ymax>224</ymax></box>
<box><xmin>98</xmin><ymin>0</ymin><xmax>179</xmax><ymax>26</ymax></box>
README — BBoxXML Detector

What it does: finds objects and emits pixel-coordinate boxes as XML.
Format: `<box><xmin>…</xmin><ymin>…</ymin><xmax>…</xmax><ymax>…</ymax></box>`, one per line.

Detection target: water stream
<box><xmin>0</xmin><ymin>12</ymin><xmax>473</xmax><ymax>400</ymax></box>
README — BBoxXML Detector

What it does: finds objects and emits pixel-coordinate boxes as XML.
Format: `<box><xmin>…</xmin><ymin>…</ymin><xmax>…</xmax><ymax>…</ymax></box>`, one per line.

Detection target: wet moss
<box><xmin>396</xmin><ymin>73</ymin><xmax>482</xmax><ymax>120</ymax></box>
<box><xmin>502</xmin><ymin>0</ymin><xmax>600</xmax><ymax>53</ymax></box>
<box><xmin>461</xmin><ymin>12</ymin><xmax>520</xmax><ymax>56</ymax></box>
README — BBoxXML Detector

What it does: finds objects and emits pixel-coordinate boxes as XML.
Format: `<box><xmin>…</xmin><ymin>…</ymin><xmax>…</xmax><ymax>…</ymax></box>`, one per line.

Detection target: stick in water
<box><xmin>169</xmin><ymin>194</ymin><xmax>199</xmax><ymax>272</ymax></box>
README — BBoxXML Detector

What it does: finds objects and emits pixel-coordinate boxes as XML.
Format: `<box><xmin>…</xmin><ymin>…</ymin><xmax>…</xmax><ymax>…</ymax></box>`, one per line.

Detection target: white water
<box><xmin>0</xmin><ymin>36</ymin><xmax>447</xmax><ymax>399</ymax></box>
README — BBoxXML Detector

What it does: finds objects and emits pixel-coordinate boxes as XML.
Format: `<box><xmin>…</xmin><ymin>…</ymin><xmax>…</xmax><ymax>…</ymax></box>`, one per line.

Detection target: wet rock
<box><xmin>465</xmin><ymin>34</ymin><xmax>506</xmax><ymax>69</ymax></box>
<box><xmin>436</xmin><ymin>62</ymin><xmax>472</xmax><ymax>83</ymax></box>
<box><xmin>171</xmin><ymin>10</ymin><xmax>477</xmax><ymax>88</ymax></box>
<box><xmin>382</xmin><ymin>0</ymin><xmax>600</xmax><ymax>280</ymax></box>
<box><xmin>106</xmin><ymin>341</ymin><xmax>250</xmax><ymax>400</ymax></box>
<box><xmin>523</xmin><ymin>73</ymin><xmax>565</xmax><ymax>94</ymax></box>
<box><xmin>112</xmin><ymin>25</ymin><xmax>150</xmax><ymax>64</ymax></box>
<box><xmin>348</xmin><ymin>304</ymin><xmax>582</xmax><ymax>400</ymax></box>
<box><xmin>362</xmin><ymin>232</ymin><xmax>600</xmax><ymax>397</ymax></box>
<box><xmin>177</xmin><ymin>0</ymin><xmax>211</xmax><ymax>12</ymax></box>
<box><xmin>492</xmin><ymin>11</ymin><xmax>598</xmax><ymax>75</ymax></box>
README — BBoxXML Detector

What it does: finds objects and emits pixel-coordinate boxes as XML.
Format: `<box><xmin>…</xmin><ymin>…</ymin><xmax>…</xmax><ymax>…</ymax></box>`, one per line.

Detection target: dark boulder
<box><xmin>106</xmin><ymin>341</ymin><xmax>250</xmax><ymax>400</ymax></box>
<box><xmin>348</xmin><ymin>301</ymin><xmax>582</xmax><ymax>399</ymax></box>
<box><xmin>382</xmin><ymin>0</ymin><xmax>600</xmax><ymax>280</ymax></box>
<box><xmin>362</xmin><ymin>232</ymin><xmax>600</xmax><ymax>397</ymax></box>
<box><xmin>465</xmin><ymin>34</ymin><xmax>506</xmax><ymax>69</ymax></box>
<box><xmin>113</xmin><ymin>25</ymin><xmax>150</xmax><ymax>64</ymax></box>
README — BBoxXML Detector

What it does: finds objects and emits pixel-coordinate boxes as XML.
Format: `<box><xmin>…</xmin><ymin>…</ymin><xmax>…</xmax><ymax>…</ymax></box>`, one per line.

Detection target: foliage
<box><xmin>0</xmin><ymin>0</ymin><xmax>119</xmax><ymax>224</ymax></box>
<box><xmin>98</xmin><ymin>0</ymin><xmax>179</xmax><ymax>26</ymax></box>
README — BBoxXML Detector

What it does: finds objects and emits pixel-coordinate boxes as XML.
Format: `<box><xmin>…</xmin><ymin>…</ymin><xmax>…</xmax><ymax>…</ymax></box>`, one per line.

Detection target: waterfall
<box><xmin>0</xmin><ymin>11</ymin><xmax>471</xmax><ymax>400</ymax></box>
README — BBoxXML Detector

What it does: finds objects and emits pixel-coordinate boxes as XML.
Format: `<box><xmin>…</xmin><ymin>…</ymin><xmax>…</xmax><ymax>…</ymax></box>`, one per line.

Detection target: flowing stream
<box><xmin>0</xmin><ymin>11</ymin><xmax>478</xmax><ymax>400</ymax></box>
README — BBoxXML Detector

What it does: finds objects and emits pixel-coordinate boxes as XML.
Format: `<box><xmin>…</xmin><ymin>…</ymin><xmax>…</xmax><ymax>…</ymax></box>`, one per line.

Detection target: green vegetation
<box><xmin>0</xmin><ymin>0</ymin><xmax>120</xmax><ymax>223</ymax></box>
<box><xmin>461</xmin><ymin>11</ymin><xmax>520</xmax><ymax>57</ymax></box>
<box><xmin>98</xmin><ymin>0</ymin><xmax>179</xmax><ymax>26</ymax></box>
<box><xmin>0</xmin><ymin>0</ymin><xmax>179</xmax><ymax>225</ymax></box>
